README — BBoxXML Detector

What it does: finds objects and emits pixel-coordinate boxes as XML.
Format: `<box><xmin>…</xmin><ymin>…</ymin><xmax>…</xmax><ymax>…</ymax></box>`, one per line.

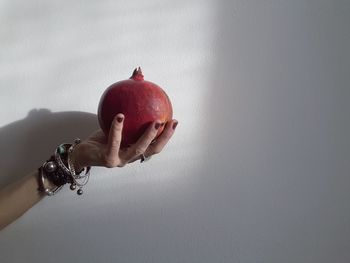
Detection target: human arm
<box><xmin>0</xmin><ymin>171</ymin><xmax>48</xmax><ymax>230</ymax></box>
<box><xmin>0</xmin><ymin>114</ymin><xmax>178</xmax><ymax>230</ymax></box>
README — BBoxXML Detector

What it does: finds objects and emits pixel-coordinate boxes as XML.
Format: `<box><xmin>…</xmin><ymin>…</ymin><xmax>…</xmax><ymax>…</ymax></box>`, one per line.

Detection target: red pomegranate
<box><xmin>98</xmin><ymin>67</ymin><xmax>173</xmax><ymax>148</ymax></box>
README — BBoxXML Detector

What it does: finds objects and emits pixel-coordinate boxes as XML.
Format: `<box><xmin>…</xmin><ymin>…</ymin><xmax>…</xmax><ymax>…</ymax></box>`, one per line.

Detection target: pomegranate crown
<box><xmin>130</xmin><ymin>67</ymin><xmax>144</xmax><ymax>81</ymax></box>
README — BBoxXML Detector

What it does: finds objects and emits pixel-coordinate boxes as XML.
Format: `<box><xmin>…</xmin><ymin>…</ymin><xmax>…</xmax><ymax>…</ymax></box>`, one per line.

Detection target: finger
<box><xmin>123</xmin><ymin>121</ymin><xmax>161</xmax><ymax>161</ymax></box>
<box><xmin>106</xmin><ymin>114</ymin><xmax>124</xmax><ymax>162</ymax></box>
<box><xmin>145</xmin><ymin>119</ymin><xmax>178</xmax><ymax>156</ymax></box>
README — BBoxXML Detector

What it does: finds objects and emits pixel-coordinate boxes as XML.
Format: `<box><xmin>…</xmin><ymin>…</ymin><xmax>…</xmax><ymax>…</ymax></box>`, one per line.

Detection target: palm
<box><xmin>80</xmin><ymin>129</ymin><xmax>131</xmax><ymax>167</ymax></box>
<box><xmin>87</xmin><ymin>129</ymin><xmax>108</xmax><ymax>145</ymax></box>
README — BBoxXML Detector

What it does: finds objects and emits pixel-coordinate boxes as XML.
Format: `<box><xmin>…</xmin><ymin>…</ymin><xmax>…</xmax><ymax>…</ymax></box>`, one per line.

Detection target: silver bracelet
<box><xmin>38</xmin><ymin>162</ymin><xmax>63</xmax><ymax>196</ymax></box>
<box><xmin>38</xmin><ymin>138</ymin><xmax>91</xmax><ymax>196</ymax></box>
<box><xmin>67</xmin><ymin>138</ymin><xmax>91</xmax><ymax>195</ymax></box>
<box><xmin>54</xmin><ymin>143</ymin><xmax>72</xmax><ymax>175</ymax></box>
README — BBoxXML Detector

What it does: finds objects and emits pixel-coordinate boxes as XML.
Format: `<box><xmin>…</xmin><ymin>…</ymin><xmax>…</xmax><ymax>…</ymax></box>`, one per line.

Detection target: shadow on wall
<box><xmin>0</xmin><ymin>109</ymin><xmax>99</xmax><ymax>188</ymax></box>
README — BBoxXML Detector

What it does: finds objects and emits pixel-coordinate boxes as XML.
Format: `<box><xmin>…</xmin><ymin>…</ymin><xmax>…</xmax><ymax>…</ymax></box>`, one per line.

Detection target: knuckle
<box><xmin>104</xmin><ymin>156</ymin><xmax>119</xmax><ymax>168</ymax></box>
<box><xmin>150</xmin><ymin>131</ymin><xmax>158</xmax><ymax>139</ymax></box>
<box><xmin>163</xmin><ymin>130</ymin><xmax>173</xmax><ymax>140</ymax></box>
<box><xmin>111</xmin><ymin>120</ymin><xmax>123</xmax><ymax>129</ymax></box>
<box><xmin>117</xmin><ymin>159</ymin><xmax>127</xmax><ymax>167</ymax></box>
<box><xmin>152</xmin><ymin>146</ymin><xmax>163</xmax><ymax>155</ymax></box>
<box><xmin>134</xmin><ymin>147</ymin><xmax>145</xmax><ymax>156</ymax></box>
<box><xmin>110</xmin><ymin>139</ymin><xmax>121</xmax><ymax>148</ymax></box>
<box><xmin>105</xmin><ymin>162</ymin><xmax>115</xmax><ymax>168</ymax></box>
<box><xmin>114</xmin><ymin>124</ymin><xmax>123</xmax><ymax>131</ymax></box>
<box><xmin>146</xmin><ymin>130</ymin><xmax>157</xmax><ymax>140</ymax></box>
<box><xmin>111</xmin><ymin>125</ymin><xmax>122</xmax><ymax>133</ymax></box>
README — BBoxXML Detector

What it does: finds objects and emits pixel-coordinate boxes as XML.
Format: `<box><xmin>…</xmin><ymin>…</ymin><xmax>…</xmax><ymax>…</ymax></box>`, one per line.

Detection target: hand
<box><xmin>70</xmin><ymin>114</ymin><xmax>178</xmax><ymax>171</ymax></box>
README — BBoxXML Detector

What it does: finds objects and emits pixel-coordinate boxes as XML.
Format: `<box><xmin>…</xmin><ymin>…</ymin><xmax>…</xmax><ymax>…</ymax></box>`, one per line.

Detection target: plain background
<box><xmin>0</xmin><ymin>0</ymin><xmax>349</xmax><ymax>262</ymax></box>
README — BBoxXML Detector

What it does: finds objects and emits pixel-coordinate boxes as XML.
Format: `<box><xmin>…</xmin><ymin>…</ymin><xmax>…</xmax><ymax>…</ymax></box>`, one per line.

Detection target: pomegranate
<box><xmin>98</xmin><ymin>67</ymin><xmax>173</xmax><ymax>148</ymax></box>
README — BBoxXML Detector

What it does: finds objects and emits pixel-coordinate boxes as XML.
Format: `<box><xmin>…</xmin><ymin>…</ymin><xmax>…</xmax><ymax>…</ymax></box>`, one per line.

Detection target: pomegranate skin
<box><xmin>98</xmin><ymin>68</ymin><xmax>173</xmax><ymax>148</ymax></box>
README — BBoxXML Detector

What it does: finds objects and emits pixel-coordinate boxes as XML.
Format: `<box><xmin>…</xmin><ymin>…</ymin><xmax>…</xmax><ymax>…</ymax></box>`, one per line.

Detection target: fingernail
<box><xmin>172</xmin><ymin>121</ymin><xmax>178</xmax><ymax>130</ymax></box>
<box><xmin>117</xmin><ymin>116</ymin><xmax>123</xmax><ymax>123</ymax></box>
<box><xmin>155</xmin><ymin>122</ymin><xmax>161</xmax><ymax>130</ymax></box>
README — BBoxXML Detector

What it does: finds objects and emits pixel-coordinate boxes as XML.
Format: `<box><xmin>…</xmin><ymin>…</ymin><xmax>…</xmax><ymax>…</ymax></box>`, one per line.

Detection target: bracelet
<box><xmin>38</xmin><ymin>164</ymin><xmax>64</xmax><ymax>196</ymax></box>
<box><xmin>67</xmin><ymin>139</ymin><xmax>91</xmax><ymax>195</ymax></box>
<box><xmin>38</xmin><ymin>138</ymin><xmax>91</xmax><ymax>196</ymax></box>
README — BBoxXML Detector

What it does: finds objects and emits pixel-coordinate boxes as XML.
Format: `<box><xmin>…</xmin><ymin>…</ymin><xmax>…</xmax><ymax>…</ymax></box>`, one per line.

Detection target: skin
<box><xmin>0</xmin><ymin>114</ymin><xmax>178</xmax><ymax>230</ymax></box>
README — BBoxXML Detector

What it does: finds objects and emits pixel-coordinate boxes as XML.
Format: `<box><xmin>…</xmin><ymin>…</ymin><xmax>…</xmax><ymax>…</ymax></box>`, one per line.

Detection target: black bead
<box><xmin>77</xmin><ymin>189</ymin><xmax>83</xmax><ymax>195</ymax></box>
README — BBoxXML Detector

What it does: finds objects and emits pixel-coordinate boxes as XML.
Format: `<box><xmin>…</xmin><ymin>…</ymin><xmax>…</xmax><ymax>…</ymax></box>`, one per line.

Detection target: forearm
<box><xmin>0</xmin><ymin>142</ymin><xmax>85</xmax><ymax>230</ymax></box>
<box><xmin>0</xmin><ymin>171</ymin><xmax>45</xmax><ymax>230</ymax></box>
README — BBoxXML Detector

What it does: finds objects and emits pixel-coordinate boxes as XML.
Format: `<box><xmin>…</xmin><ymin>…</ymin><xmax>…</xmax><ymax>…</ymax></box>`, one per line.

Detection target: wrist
<box><xmin>38</xmin><ymin>139</ymin><xmax>91</xmax><ymax>196</ymax></box>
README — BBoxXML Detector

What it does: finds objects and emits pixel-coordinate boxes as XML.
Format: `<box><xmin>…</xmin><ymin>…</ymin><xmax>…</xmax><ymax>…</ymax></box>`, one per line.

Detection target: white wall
<box><xmin>0</xmin><ymin>0</ymin><xmax>349</xmax><ymax>262</ymax></box>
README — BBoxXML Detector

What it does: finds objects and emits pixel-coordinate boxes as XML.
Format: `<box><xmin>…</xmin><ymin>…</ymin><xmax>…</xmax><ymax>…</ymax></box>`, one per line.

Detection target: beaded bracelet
<box><xmin>38</xmin><ymin>138</ymin><xmax>91</xmax><ymax>196</ymax></box>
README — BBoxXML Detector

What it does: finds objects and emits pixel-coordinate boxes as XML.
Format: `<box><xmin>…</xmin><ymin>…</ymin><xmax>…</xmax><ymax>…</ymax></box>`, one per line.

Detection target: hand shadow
<box><xmin>0</xmin><ymin>109</ymin><xmax>99</xmax><ymax>188</ymax></box>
